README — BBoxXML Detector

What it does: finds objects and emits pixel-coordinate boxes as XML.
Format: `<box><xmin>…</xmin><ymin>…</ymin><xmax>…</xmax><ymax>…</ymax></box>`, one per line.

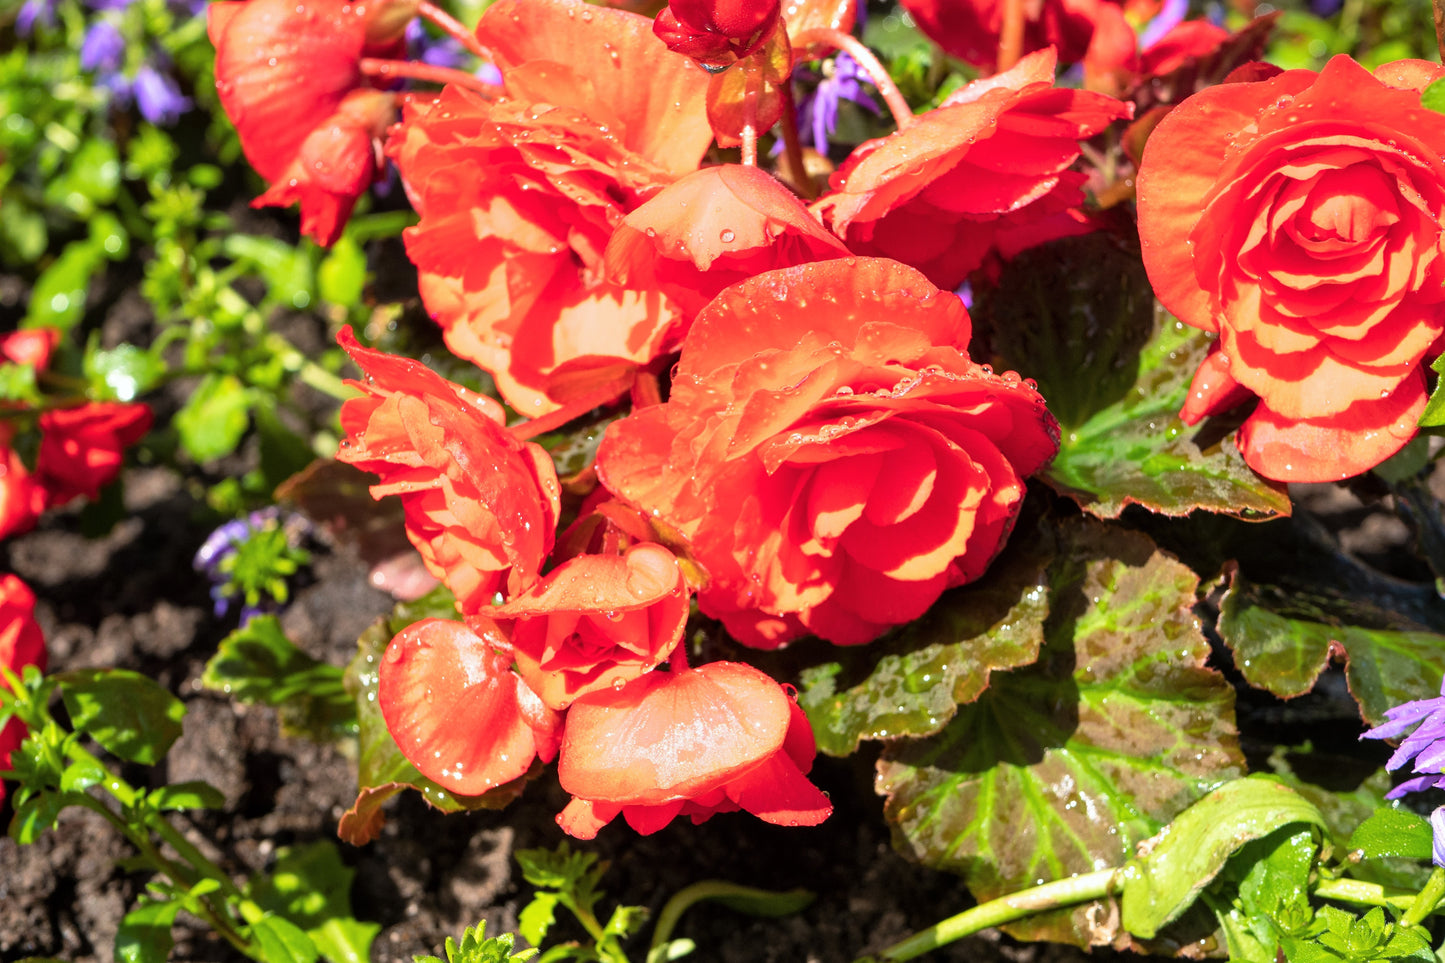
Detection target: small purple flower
<box><xmin>134</xmin><ymin>64</ymin><xmax>191</xmax><ymax>125</ymax></box>
<box><xmin>1361</xmin><ymin>674</ymin><xmax>1445</xmax><ymax>798</ymax></box>
<box><xmin>795</xmin><ymin>52</ymin><xmax>880</xmax><ymax>156</ymax></box>
<box><xmin>1432</xmin><ymin>808</ymin><xmax>1445</xmax><ymax>867</ymax></box>
<box><xmin>80</xmin><ymin>20</ymin><xmax>126</xmax><ymax>73</ymax></box>
<box><xmin>16</xmin><ymin>0</ymin><xmax>59</xmax><ymax>35</ymax></box>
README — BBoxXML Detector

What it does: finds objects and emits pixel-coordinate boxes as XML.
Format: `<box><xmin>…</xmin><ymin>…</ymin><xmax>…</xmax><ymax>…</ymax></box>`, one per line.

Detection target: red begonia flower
<box><xmin>252</xmin><ymin>89</ymin><xmax>397</xmax><ymax>246</ymax></box>
<box><xmin>489</xmin><ymin>543</ymin><xmax>689</xmax><ymax>711</ymax></box>
<box><xmin>653</xmin><ymin>0</ymin><xmax>781</xmax><ymax>68</ymax></box>
<box><xmin>898</xmin><ymin>0</ymin><xmax>1108</xmax><ymax>69</ymax></box>
<box><xmin>391</xmin><ymin>0</ymin><xmax>713</xmax><ymax>414</ymax></box>
<box><xmin>604</xmin><ymin>164</ymin><xmax>851</xmax><ymax>318</ymax></box>
<box><xmin>596</xmin><ymin>258</ymin><xmax>1059</xmax><ymax>648</ymax></box>
<box><xmin>1136</xmin><ymin>55</ymin><xmax>1445</xmax><ymax>481</ymax></box>
<box><xmin>814</xmin><ymin>50</ymin><xmax>1132</xmax><ymax>291</ymax></box>
<box><xmin>335</xmin><ymin>327</ymin><xmax>561</xmax><ymax>612</ymax></box>
<box><xmin>36</xmin><ymin>402</ymin><xmax>153</xmax><ymax>505</ymax></box>
<box><xmin>555</xmin><ymin>661</ymin><xmax>830</xmax><ymax>837</ymax></box>
<box><xmin>379</xmin><ymin>617</ymin><xmax>561</xmax><ymax>796</ymax></box>
<box><xmin>210</xmin><ymin>0</ymin><xmax>408</xmax><ymax>245</ymax></box>
<box><xmin>0</xmin><ymin>329</ymin><xmax>59</xmax><ymax>371</ymax></box>
<box><xmin>1</xmin><ymin>574</ymin><xmax>47</xmax><ymax>802</ymax></box>
<box><xmin>0</xmin><ymin>427</ymin><xmax>45</xmax><ymax>541</ymax></box>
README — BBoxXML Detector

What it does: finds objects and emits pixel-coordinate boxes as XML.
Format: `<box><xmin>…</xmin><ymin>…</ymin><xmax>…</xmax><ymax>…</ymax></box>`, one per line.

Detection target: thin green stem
<box><xmin>650</xmin><ymin>882</ymin><xmax>809</xmax><ymax>959</ymax></box>
<box><xmin>1313</xmin><ymin>877</ymin><xmax>1425</xmax><ymax>914</ymax></box>
<box><xmin>1402</xmin><ymin>867</ymin><xmax>1445</xmax><ymax>928</ymax></box>
<box><xmin>863</xmin><ymin>870</ymin><xmax>1118</xmax><ymax>963</ymax></box>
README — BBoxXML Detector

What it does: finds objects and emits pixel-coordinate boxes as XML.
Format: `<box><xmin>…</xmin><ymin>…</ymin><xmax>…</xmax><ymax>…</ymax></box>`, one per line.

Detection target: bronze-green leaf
<box><xmin>879</xmin><ymin>520</ymin><xmax>1245</xmax><ymax>947</ymax></box>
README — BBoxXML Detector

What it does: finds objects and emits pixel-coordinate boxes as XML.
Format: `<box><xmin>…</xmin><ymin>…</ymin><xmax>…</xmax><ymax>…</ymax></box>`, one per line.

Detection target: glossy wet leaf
<box><xmin>57</xmin><ymin>669</ymin><xmax>184</xmax><ymax>765</ymax></box>
<box><xmin>203</xmin><ymin>616</ymin><xmax>356</xmax><ymax>742</ymax></box>
<box><xmin>26</xmin><ymin>239</ymin><xmax>105</xmax><ymax>330</ymax></box>
<box><xmin>248</xmin><ymin>913</ymin><xmax>319</xmax><ymax>963</ymax></box>
<box><xmin>798</xmin><ymin>516</ymin><xmax>1053</xmax><ymax>756</ymax></box>
<box><xmin>1217</xmin><ymin>569</ymin><xmax>1445</xmax><ymax>725</ymax></box>
<box><xmin>1121</xmin><ymin>775</ymin><xmax>1325</xmax><ymax>939</ymax></box>
<box><xmin>1036</xmin><ymin>310</ymin><xmax>1289</xmax><ymax>519</ymax></box>
<box><xmin>878</xmin><ymin>520</ymin><xmax>1245</xmax><ymax>946</ymax></box>
<box><xmin>1348</xmin><ymin>809</ymin><xmax>1432</xmax><ymax>861</ymax></box>
<box><xmin>147</xmin><ymin>782</ymin><xmax>226</xmax><ymax>811</ymax></box>
<box><xmin>338</xmin><ymin>589</ymin><xmax>529</xmax><ymax>845</ymax></box>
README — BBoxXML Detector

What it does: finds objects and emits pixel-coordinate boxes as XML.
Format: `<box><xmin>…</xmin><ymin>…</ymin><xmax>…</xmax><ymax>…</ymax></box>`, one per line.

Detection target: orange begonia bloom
<box><xmin>556</xmin><ymin>661</ymin><xmax>831</xmax><ymax>837</ymax></box>
<box><xmin>814</xmin><ymin>49</ymin><xmax>1131</xmax><ymax>290</ymax></box>
<box><xmin>391</xmin><ymin>0</ymin><xmax>714</xmax><ymax>414</ymax></box>
<box><xmin>1137</xmin><ymin>56</ymin><xmax>1445</xmax><ymax>480</ymax></box>
<box><xmin>335</xmin><ymin>327</ymin><xmax>561</xmax><ymax>613</ymax></box>
<box><xmin>489</xmin><ymin>543</ymin><xmax>690</xmax><ymax>711</ymax></box>
<box><xmin>604</xmin><ymin>164</ymin><xmax>852</xmax><ymax>318</ymax></box>
<box><xmin>209</xmin><ymin>0</ymin><xmax>409</xmax><ymax>245</ymax></box>
<box><xmin>379</xmin><ymin>618</ymin><xmax>561</xmax><ymax>796</ymax></box>
<box><xmin>597</xmin><ymin>258</ymin><xmax>1059</xmax><ymax>647</ymax></box>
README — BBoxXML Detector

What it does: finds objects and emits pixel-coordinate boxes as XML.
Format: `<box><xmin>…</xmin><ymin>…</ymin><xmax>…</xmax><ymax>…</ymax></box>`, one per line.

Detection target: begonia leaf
<box><xmin>203</xmin><ymin>616</ymin><xmax>357</xmax><ymax>742</ymax></box>
<box><xmin>1420</xmin><ymin>353</ymin><xmax>1445</xmax><ymax>427</ymax></box>
<box><xmin>56</xmin><ymin>669</ymin><xmax>185</xmax><ymax>765</ymax></box>
<box><xmin>338</xmin><ymin>590</ymin><xmax>530</xmax><ymax>845</ymax></box>
<box><xmin>275</xmin><ymin>460</ymin><xmax>412</xmax><ymax>568</ymax></box>
<box><xmin>1217</xmin><ymin>568</ymin><xmax>1445</xmax><ymax>726</ymax></box>
<box><xmin>878</xmin><ymin>519</ymin><xmax>1245</xmax><ymax>947</ymax></box>
<box><xmin>1120</xmin><ymin>775</ymin><xmax>1326</xmax><ymax>939</ymax></box>
<box><xmin>797</xmin><ymin>514</ymin><xmax>1053</xmax><ymax>756</ymax></box>
<box><xmin>977</xmin><ymin>237</ymin><xmax>1287</xmax><ymax>518</ymax></box>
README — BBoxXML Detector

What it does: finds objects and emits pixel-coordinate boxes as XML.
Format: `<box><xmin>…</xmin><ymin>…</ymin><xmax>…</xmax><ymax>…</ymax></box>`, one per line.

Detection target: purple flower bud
<box><xmin>134</xmin><ymin>64</ymin><xmax>191</xmax><ymax>126</ymax></box>
<box><xmin>80</xmin><ymin>20</ymin><xmax>126</xmax><ymax>73</ymax></box>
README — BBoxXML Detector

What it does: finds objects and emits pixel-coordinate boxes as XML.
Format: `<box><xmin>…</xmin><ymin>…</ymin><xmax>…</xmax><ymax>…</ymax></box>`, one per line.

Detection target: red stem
<box><xmin>791</xmin><ymin>27</ymin><xmax>913</xmax><ymax>129</ymax></box>
<box><xmin>416</xmin><ymin>0</ymin><xmax>490</xmax><ymax>60</ymax></box>
<box><xmin>777</xmin><ymin>80</ymin><xmax>816</xmax><ymax>199</ymax></box>
<box><xmin>358</xmin><ymin>57</ymin><xmax>500</xmax><ymax>95</ymax></box>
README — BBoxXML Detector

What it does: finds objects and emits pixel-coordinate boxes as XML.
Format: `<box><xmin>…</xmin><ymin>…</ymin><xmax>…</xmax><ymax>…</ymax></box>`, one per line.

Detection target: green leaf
<box><xmin>1421</xmin><ymin>353</ymin><xmax>1445</xmax><ymax>427</ymax></box>
<box><xmin>1217</xmin><ymin>568</ymin><xmax>1445</xmax><ymax>725</ymax></box>
<box><xmin>249</xmin><ymin>913</ymin><xmax>320</xmax><ymax>963</ymax></box>
<box><xmin>115</xmin><ymin>898</ymin><xmax>182</xmax><ymax>963</ymax></box>
<box><xmin>147</xmin><ymin>782</ymin><xmax>227</xmax><ymax>812</ymax></box>
<box><xmin>86</xmin><ymin>341</ymin><xmax>166</xmax><ymax>403</ymax></box>
<box><xmin>602</xmin><ymin>905</ymin><xmax>648</xmax><ymax>940</ymax></box>
<box><xmin>175</xmin><ymin>372</ymin><xmax>251</xmax><ymax>463</ymax></box>
<box><xmin>248</xmin><ymin>841</ymin><xmax>378</xmax><ymax>963</ymax></box>
<box><xmin>25</xmin><ymin>240</ymin><xmax>104</xmax><ymax>330</ymax></box>
<box><xmin>877</xmin><ymin>519</ymin><xmax>1245</xmax><ymax>946</ymax></box>
<box><xmin>518</xmin><ymin>893</ymin><xmax>560</xmax><ymax>948</ymax></box>
<box><xmin>338</xmin><ymin>590</ymin><xmax>528</xmax><ymax>845</ymax></box>
<box><xmin>1121</xmin><ymin>776</ymin><xmax>1326</xmax><ymax>939</ymax></box>
<box><xmin>202</xmin><ymin>616</ymin><xmax>356</xmax><ymax>742</ymax></box>
<box><xmin>59</xmin><ymin>754</ymin><xmax>109</xmax><ymax>793</ymax></box>
<box><xmin>1348</xmin><ymin>809</ymin><xmax>1433</xmax><ymax>861</ymax></box>
<box><xmin>57</xmin><ymin>669</ymin><xmax>184</xmax><ymax>765</ymax></box>
<box><xmin>797</xmin><ymin>515</ymin><xmax>1053</xmax><ymax>756</ymax></box>
<box><xmin>416</xmin><ymin>920</ymin><xmax>537</xmax><ymax>963</ymax></box>
<box><xmin>1039</xmin><ymin>312</ymin><xmax>1289</xmax><ymax>519</ymax></box>
<box><xmin>1421</xmin><ymin>77</ymin><xmax>1445</xmax><ymax>115</ymax></box>
<box><xmin>8</xmin><ymin>790</ymin><xmax>65</xmax><ymax>844</ymax></box>
<box><xmin>318</xmin><ymin>235</ymin><xmax>368</xmax><ymax>308</ymax></box>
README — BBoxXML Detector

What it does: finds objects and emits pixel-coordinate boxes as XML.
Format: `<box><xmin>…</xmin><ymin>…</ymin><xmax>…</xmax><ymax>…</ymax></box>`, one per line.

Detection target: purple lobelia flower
<box><xmin>1361</xmin><ymin>674</ymin><xmax>1445</xmax><ymax>798</ymax></box>
<box><xmin>794</xmin><ymin>52</ymin><xmax>880</xmax><ymax>156</ymax></box>
<box><xmin>134</xmin><ymin>63</ymin><xmax>191</xmax><ymax>125</ymax></box>
<box><xmin>16</xmin><ymin>0</ymin><xmax>59</xmax><ymax>35</ymax></box>
<box><xmin>194</xmin><ymin>507</ymin><xmax>312</xmax><ymax>623</ymax></box>
<box><xmin>80</xmin><ymin>20</ymin><xmax>126</xmax><ymax>73</ymax></box>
